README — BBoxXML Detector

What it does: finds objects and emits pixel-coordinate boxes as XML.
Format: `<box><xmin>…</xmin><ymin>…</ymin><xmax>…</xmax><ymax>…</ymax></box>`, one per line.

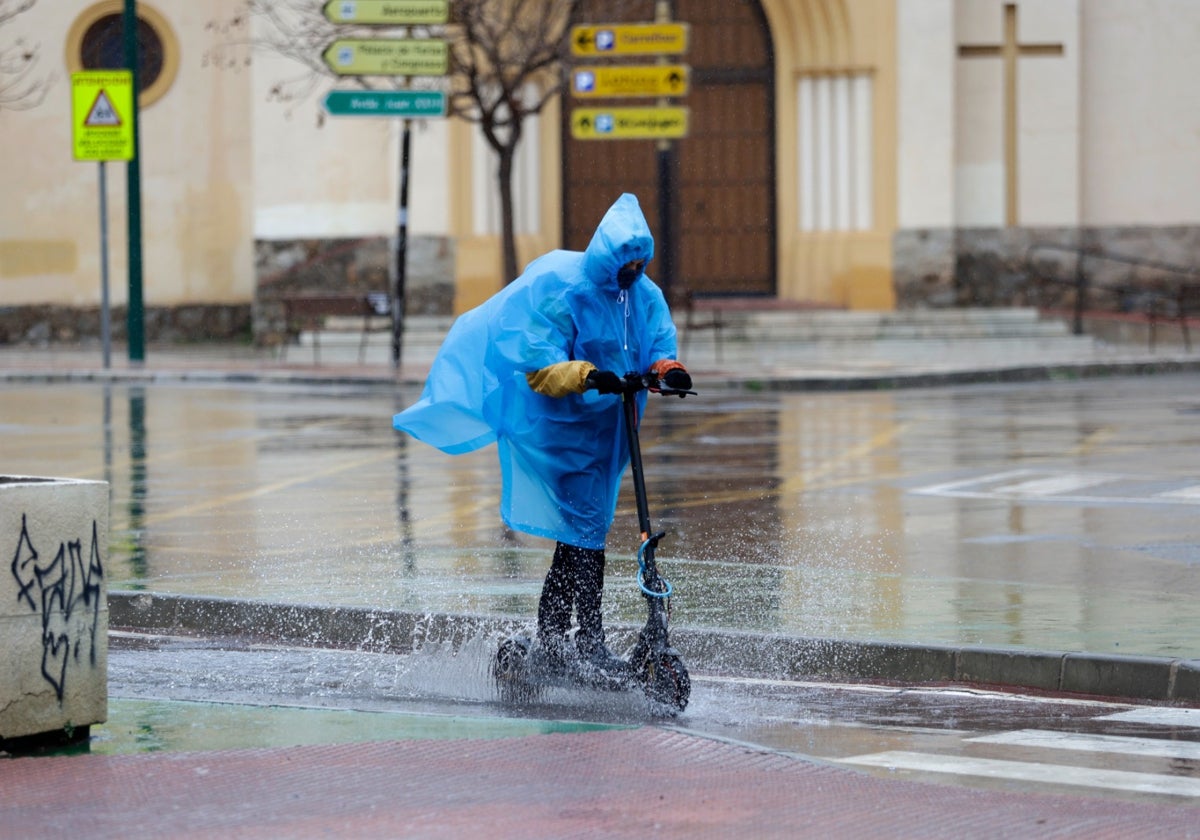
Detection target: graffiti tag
<box><xmin>10</xmin><ymin>514</ymin><xmax>104</xmax><ymax>701</ymax></box>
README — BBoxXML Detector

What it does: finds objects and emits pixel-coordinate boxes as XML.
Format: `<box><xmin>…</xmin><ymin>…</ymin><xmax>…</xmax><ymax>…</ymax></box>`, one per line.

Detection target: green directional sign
<box><xmin>323</xmin><ymin>0</ymin><xmax>449</xmax><ymax>25</ymax></box>
<box><xmin>323</xmin><ymin>39</ymin><xmax>449</xmax><ymax>76</ymax></box>
<box><xmin>324</xmin><ymin>90</ymin><xmax>446</xmax><ymax>117</ymax></box>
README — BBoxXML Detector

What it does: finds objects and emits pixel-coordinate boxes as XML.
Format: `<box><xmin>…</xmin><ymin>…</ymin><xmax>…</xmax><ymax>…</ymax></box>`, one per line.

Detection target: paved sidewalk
<box><xmin>5</xmin><ymin>728</ymin><xmax>1200</xmax><ymax>838</ymax></box>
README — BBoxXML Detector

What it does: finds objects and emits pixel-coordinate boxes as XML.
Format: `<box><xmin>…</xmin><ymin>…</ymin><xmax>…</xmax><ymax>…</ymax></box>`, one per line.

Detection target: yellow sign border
<box><xmin>71</xmin><ymin>70</ymin><xmax>134</xmax><ymax>162</ymax></box>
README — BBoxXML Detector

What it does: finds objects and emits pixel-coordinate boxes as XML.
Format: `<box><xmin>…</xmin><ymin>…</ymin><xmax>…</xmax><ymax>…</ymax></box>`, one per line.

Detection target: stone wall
<box><xmin>0</xmin><ymin>304</ymin><xmax>251</xmax><ymax>346</ymax></box>
<box><xmin>254</xmin><ymin>235</ymin><xmax>455</xmax><ymax>345</ymax></box>
<box><xmin>893</xmin><ymin>226</ymin><xmax>1200</xmax><ymax>310</ymax></box>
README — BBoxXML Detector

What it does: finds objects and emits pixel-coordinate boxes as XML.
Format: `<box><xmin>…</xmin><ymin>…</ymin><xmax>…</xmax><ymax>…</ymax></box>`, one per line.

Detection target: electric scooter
<box><xmin>492</xmin><ymin>371</ymin><xmax>694</xmax><ymax>714</ymax></box>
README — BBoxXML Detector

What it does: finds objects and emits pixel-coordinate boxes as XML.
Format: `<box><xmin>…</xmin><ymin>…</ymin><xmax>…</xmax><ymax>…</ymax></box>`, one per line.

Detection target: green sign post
<box><xmin>323</xmin><ymin>90</ymin><xmax>446</xmax><ymax>117</ymax></box>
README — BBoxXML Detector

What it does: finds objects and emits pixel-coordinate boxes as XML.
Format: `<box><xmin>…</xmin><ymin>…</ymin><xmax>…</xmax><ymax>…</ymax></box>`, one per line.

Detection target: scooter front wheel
<box><xmin>641</xmin><ymin>652</ymin><xmax>690</xmax><ymax>714</ymax></box>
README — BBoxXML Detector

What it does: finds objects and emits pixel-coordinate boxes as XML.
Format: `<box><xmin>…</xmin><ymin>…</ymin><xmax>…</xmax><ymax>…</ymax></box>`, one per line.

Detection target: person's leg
<box><xmin>536</xmin><ymin>542</ymin><xmax>575</xmax><ymax>660</ymax></box>
<box><xmin>570</xmin><ymin>545</ymin><xmax>621</xmax><ymax>667</ymax></box>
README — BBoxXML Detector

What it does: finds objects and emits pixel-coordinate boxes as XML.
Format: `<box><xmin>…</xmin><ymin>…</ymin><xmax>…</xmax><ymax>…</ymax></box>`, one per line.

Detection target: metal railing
<box><xmin>1024</xmin><ymin>242</ymin><xmax>1200</xmax><ymax>348</ymax></box>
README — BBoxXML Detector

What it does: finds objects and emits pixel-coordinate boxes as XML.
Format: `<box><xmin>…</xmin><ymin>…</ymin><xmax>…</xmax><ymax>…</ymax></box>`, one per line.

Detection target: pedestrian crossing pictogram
<box><xmin>84</xmin><ymin>89</ymin><xmax>122</xmax><ymax>127</ymax></box>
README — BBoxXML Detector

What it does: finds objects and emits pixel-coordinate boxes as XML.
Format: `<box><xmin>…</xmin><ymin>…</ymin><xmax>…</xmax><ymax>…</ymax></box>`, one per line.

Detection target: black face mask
<box><xmin>617</xmin><ymin>264</ymin><xmax>641</xmax><ymax>290</ymax></box>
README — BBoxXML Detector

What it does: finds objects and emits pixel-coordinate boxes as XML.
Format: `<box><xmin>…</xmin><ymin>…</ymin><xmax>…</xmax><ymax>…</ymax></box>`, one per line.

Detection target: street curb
<box><xmin>109</xmin><ymin>591</ymin><xmax>1200</xmax><ymax>706</ymax></box>
<box><xmin>4</xmin><ymin>356</ymin><xmax>1200</xmax><ymax>391</ymax></box>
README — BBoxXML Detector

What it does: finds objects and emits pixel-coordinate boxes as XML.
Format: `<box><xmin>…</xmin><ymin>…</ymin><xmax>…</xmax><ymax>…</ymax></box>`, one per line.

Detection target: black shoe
<box><xmin>535</xmin><ymin>634</ymin><xmax>570</xmax><ymax>674</ymax></box>
<box><xmin>576</xmin><ymin>635</ymin><xmax>625</xmax><ymax>675</ymax></box>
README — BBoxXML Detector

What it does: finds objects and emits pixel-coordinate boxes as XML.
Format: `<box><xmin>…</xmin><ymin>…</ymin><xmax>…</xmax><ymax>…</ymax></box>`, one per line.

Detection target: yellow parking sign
<box><xmin>72</xmin><ymin>71</ymin><xmax>134</xmax><ymax>161</ymax></box>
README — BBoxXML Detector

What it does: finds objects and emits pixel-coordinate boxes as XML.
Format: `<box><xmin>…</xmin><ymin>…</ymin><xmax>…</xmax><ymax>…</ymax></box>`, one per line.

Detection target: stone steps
<box><xmin>295</xmin><ymin>307</ymin><xmax>1098</xmax><ymax>368</ymax></box>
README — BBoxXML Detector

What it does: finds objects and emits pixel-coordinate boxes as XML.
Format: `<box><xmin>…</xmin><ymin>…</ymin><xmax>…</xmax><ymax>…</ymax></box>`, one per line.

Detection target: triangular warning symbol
<box><xmin>84</xmin><ymin>90</ymin><xmax>121</xmax><ymax>127</ymax></box>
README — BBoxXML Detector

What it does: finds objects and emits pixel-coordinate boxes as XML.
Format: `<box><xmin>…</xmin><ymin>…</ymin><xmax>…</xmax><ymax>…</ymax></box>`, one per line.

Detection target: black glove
<box><xmin>663</xmin><ymin>368</ymin><xmax>692</xmax><ymax>391</ymax></box>
<box><xmin>586</xmin><ymin>369</ymin><xmax>624</xmax><ymax>394</ymax></box>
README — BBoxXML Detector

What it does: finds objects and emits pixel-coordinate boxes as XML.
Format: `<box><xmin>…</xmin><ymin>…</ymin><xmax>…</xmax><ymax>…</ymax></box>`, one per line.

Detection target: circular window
<box><xmin>66</xmin><ymin>1</ymin><xmax>178</xmax><ymax>107</ymax></box>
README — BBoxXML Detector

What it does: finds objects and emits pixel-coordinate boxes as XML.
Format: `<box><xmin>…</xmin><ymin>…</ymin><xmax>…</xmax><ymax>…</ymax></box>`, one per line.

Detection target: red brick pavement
<box><xmin>2</xmin><ymin>728</ymin><xmax>1197</xmax><ymax>838</ymax></box>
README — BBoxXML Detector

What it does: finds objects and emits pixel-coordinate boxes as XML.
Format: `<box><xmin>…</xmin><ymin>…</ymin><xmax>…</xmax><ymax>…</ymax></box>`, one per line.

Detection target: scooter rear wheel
<box><xmin>641</xmin><ymin>652</ymin><xmax>690</xmax><ymax>714</ymax></box>
<box><xmin>493</xmin><ymin>636</ymin><xmax>541</xmax><ymax>704</ymax></box>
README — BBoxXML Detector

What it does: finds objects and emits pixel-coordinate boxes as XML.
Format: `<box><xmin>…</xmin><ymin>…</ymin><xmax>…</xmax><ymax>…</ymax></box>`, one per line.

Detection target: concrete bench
<box><xmin>281</xmin><ymin>293</ymin><xmax>392</xmax><ymax>364</ymax></box>
<box><xmin>1</xmin><ymin>476</ymin><xmax>108</xmax><ymax>748</ymax></box>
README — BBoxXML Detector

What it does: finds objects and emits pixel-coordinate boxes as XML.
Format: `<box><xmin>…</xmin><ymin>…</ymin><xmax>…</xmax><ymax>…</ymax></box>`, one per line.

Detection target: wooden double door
<box><xmin>563</xmin><ymin>0</ymin><xmax>776</xmax><ymax>298</ymax></box>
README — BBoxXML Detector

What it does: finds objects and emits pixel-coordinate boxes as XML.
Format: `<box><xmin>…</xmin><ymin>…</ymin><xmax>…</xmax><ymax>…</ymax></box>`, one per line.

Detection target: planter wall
<box><xmin>1</xmin><ymin>476</ymin><xmax>108</xmax><ymax>744</ymax></box>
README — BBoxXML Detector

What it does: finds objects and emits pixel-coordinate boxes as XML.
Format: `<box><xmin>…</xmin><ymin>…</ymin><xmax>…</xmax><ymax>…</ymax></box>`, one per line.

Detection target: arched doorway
<box><xmin>562</xmin><ymin>0</ymin><xmax>776</xmax><ymax>298</ymax></box>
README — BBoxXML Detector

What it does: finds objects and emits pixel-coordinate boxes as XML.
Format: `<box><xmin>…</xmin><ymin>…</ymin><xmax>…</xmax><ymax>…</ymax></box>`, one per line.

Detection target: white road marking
<box><xmin>1099</xmin><ymin>707</ymin><xmax>1200</xmax><ymax>728</ymax></box>
<box><xmin>970</xmin><ymin>728</ymin><xmax>1200</xmax><ymax>761</ymax></box>
<box><xmin>912</xmin><ymin>469</ymin><xmax>1200</xmax><ymax>506</ymax></box>
<box><xmin>839</xmin><ymin>751</ymin><xmax>1200</xmax><ymax>797</ymax></box>
<box><xmin>991</xmin><ymin>473</ymin><xmax>1121</xmax><ymax>496</ymax></box>
<box><xmin>1159</xmin><ymin>484</ymin><xmax>1200</xmax><ymax>500</ymax></box>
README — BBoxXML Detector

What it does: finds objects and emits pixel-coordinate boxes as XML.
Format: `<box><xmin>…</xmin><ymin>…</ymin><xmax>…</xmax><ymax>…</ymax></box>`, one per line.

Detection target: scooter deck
<box><xmin>497</xmin><ymin>635</ymin><xmax>638</xmax><ymax>694</ymax></box>
<box><xmin>493</xmin><ymin>633</ymin><xmax>690</xmax><ymax>714</ymax></box>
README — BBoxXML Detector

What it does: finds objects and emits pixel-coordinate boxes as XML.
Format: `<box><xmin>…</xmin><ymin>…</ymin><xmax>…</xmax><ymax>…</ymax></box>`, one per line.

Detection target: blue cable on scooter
<box><xmin>636</xmin><ymin>537</ymin><xmax>673</xmax><ymax>598</ymax></box>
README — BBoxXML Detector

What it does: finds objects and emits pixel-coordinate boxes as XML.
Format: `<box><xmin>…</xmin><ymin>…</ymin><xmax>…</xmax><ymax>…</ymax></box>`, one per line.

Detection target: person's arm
<box><xmin>649</xmin><ymin>358</ymin><xmax>692</xmax><ymax>390</ymax></box>
<box><xmin>525</xmin><ymin>360</ymin><xmax>596</xmax><ymax>397</ymax></box>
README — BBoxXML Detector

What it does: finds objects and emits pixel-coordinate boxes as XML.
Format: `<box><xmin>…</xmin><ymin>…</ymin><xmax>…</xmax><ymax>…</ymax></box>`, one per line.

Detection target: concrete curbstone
<box><xmin>955</xmin><ymin>647</ymin><xmax>1066</xmax><ymax>693</ymax></box>
<box><xmin>1169</xmin><ymin>659</ymin><xmax>1200</xmax><ymax>702</ymax></box>
<box><xmin>1061</xmin><ymin>652</ymin><xmax>1175</xmax><ymax>701</ymax></box>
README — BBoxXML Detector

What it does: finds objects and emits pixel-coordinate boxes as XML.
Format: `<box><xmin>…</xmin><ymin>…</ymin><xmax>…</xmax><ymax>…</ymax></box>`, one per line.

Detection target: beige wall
<box><xmin>1080</xmin><ymin>0</ymin><xmax>1200</xmax><ymax>226</ymax></box>
<box><xmin>0</xmin><ymin>0</ymin><xmax>255</xmax><ymax>307</ymax></box>
<box><xmin>896</xmin><ymin>0</ymin><xmax>1200</xmax><ymax>232</ymax></box>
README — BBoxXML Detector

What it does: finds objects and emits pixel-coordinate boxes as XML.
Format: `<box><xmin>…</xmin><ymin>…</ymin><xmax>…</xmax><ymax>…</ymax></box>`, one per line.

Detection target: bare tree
<box><xmin>0</xmin><ymin>0</ymin><xmax>52</xmax><ymax>111</ymax></box>
<box><xmin>208</xmin><ymin>0</ymin><xmax>588</xmax><ymax>285</ymax></box>
<box><xmin>446</xmin><ymin>0</ymin><xmax>575</xmax><ymax>283</ymax></box>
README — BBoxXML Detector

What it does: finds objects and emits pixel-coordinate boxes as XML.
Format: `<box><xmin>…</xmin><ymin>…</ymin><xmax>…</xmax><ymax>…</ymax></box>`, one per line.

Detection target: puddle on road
<box><xmin>76</xmin><ymin>697</ymin><xmax>631</xmax><ymax>756</ymax></box>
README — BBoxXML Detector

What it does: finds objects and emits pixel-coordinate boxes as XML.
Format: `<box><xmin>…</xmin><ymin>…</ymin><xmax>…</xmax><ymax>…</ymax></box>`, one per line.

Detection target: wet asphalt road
<box><xmin>3</xmin><ymin>374</ymin><xmax>1200</xmax><ymax>656</ymax></box>
<box><xmin>6</xmin><ymin>374</ymin><xmax>1200</xmax><ymax>803</ymax></box>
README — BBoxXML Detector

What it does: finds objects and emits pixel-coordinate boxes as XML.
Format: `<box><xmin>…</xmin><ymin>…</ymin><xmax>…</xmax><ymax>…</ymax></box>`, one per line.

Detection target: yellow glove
<box><xmin>525</xmin><ymin>360</ymin><xmax>597</xmax><ymax>397</ymax></box>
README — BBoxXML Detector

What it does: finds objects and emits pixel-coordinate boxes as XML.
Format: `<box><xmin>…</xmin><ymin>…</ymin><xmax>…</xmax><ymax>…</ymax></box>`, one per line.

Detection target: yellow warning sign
<box><xmin>72</xmin><ymin>71</ymin><xmax>134</xmax><ymax>161</ymax></box>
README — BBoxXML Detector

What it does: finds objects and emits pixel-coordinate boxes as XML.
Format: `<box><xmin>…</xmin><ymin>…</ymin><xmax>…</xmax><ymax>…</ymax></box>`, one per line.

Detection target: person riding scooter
<box><xmin>393</xmin><ymin>193</ymin><xmax>691</xmax><ymax>672</ymax></box>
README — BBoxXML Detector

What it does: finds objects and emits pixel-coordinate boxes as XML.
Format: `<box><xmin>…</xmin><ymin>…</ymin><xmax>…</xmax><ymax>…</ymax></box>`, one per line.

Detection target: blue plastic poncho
<box><xmin>394</xmin><ymin>194</ymin><xmax>678</xmax><ymax>549</ymax></box>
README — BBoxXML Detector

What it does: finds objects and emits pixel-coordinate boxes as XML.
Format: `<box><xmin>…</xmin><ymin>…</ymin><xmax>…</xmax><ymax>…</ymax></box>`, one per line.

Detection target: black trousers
<box><xmin>537</xmin><ymin>541</ymin><xmax>605</xmax><ymax>646</ymax></box>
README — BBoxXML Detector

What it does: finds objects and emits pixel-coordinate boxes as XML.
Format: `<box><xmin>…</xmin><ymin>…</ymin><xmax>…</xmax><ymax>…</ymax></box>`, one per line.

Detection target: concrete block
<box><xmin>1</xmin><ymin>476</ymin><xmax>108</xmax><ymax>743</ymax></box>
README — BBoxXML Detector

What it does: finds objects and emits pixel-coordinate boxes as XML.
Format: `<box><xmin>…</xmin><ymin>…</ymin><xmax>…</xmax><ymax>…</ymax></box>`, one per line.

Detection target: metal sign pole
<box><xmin>98</xmin><ymin>161</ymin><xmax>112</xmax><ymax>369</ymax></box>
<box><xmin>393</xmin><ymin>118</ymin><xmax>412</xmax><ymax>370</ymax></box>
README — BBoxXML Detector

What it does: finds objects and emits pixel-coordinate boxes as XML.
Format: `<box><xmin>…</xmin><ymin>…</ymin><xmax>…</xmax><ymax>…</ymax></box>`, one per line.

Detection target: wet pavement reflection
<box><xmin>3</xmin><ymin>375</ymin><xmax>1200</xmax><ymax>658</ymax></box>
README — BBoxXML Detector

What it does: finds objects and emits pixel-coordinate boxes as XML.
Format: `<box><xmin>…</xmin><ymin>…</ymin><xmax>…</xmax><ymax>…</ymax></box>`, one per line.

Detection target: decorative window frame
<box><xmin>64</xmin><ymin>1</ymin><xmax>179</xmax><ymax>107</ymax></box>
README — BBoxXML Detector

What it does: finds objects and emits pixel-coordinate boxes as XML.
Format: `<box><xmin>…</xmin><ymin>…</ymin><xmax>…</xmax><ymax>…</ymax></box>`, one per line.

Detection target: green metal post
<box><xmin>123</xmin><ymin>0</ymin><xmax>145</xmax><ymax>362</ymax></box>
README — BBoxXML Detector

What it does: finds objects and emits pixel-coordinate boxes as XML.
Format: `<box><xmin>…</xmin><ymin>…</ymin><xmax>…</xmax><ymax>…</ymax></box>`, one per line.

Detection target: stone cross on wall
<box><xmin>958</xmin><ymin>2</ymin><xmax>1064</xmax><ymax>226</ymax></box>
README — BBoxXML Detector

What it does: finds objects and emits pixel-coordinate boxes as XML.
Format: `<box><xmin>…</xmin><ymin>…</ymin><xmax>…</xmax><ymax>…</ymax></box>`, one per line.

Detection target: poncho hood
<box><xmin>582</xmin><ymin>193</ymin><xmax>655</xmax><ymax>294</ymax></box>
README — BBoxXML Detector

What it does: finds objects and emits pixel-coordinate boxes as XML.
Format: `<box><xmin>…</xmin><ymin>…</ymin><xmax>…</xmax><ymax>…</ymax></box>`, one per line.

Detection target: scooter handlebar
<box><xmin>622</xmin><ymin>372</ymin><xmax>697</xmax><ymax>398</ymax></box>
